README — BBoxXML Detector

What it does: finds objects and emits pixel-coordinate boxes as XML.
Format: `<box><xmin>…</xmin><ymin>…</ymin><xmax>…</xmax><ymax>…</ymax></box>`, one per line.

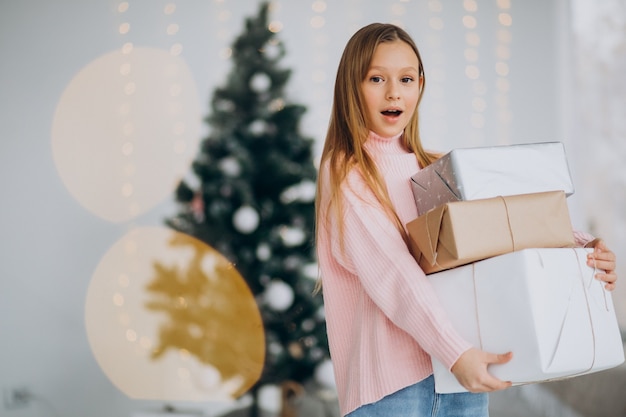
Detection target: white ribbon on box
<box><xmin>429</xmin><ymin>248</ymin><xmax>625</xmax><ymax>394</ymax></box>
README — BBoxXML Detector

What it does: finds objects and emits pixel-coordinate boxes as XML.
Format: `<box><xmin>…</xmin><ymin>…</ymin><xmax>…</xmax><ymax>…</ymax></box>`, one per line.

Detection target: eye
<box><xmin>401</xmin><ymin>77</ymin><xmax>414</xmax><ymax>84</ymax></box>
<box><xmin>369</xmin><ymin>76</ymin><xmax>384</xmax><ymax>83</ymax></box>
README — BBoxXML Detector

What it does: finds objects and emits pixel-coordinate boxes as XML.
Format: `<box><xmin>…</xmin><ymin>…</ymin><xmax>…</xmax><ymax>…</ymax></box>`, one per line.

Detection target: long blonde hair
<box><xmin>315</xmin><ymin>23</ymin><xmax>439</xmax><ymax>263</ymax></box>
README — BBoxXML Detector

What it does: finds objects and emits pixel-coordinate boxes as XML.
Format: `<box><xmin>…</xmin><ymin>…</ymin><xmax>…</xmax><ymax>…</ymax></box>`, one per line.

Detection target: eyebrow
<box><xmin>368</xmin><ymin>65</ymin><xmax>420</xmax><ymax>73</ymax></box>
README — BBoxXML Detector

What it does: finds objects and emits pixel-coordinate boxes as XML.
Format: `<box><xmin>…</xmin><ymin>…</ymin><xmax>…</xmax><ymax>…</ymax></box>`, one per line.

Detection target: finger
<box><xmin>488</xmin><ymin>378</ymin><xmax>512</xmax><ymax>392</ymax></box>
<box><xmin>589</xmin><ymin>251</ymin><xmax>616</xmax><ymax>263</ymax></box>
<box><xmin>473</xmin><ymin>375</ymin><xmax>512</xmax><ymax>393</ymax></box>
<box><xmin>597</xmin><ymin>272</ymin><xmax>617</xmax><ymax>289</ymax></box>
<box><xmin>587</xmin><ymin>248</ymin><xmax>615</xmax><ymax>262</ymax></box>
<box><xmin>602</xmin><ymin>272</ymin><xmax>617</xmax><ymax>284</ymax></box>
<box><xmin>587</xmin><ymin>252</ymin><xmax>616</xmax><ymax>269</ymax></box>
<box><xmin>589</xmin><ymin>259</ymin><xmax>616</xmax><ymax>272</ymax></box>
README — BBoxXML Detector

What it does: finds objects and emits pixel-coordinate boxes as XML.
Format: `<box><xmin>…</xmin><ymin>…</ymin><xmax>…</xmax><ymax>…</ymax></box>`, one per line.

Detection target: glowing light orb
<box><xmin>85</xmin><ymin>226</ymin><xmax>265</xmax><ymax>401</ymax></box>
<box><xmin>52</xmin><ymin>47</ymin><xmax>202</xmax><ymax>223</ymax></box>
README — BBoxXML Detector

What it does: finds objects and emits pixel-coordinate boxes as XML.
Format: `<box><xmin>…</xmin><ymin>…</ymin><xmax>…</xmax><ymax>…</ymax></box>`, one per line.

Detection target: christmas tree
<box><xmin>164</xmin><ymin>1</ymin><xmax>330</xmax><ymax>411</ymax></box>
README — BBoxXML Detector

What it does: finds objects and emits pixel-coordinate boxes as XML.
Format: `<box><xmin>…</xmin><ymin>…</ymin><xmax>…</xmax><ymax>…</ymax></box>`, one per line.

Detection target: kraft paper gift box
<box><xmin>429</xmin><ymin>248</ymin><xmax>625</xmax><ymax>394</ymax></box>
<box><xmin>406</xmin><ymin>190</ymin><xmax>575</xmax><ymax>274</ymax></box>
<box><xmin>411</xmin><ymin>142</ymin><xmax>574</xmax><ymax>215</ymax></box>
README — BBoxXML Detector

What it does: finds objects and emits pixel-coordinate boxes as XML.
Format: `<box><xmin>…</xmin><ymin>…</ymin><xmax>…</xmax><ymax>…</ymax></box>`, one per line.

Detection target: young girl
<box><xmin>315</xmin><ymin>23</ymin><xmax>618</xmax><ymax>417</ymax></box>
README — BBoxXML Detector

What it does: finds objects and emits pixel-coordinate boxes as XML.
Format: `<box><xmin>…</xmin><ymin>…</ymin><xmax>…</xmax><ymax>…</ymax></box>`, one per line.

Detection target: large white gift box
<box><xmin>411</xmin><ymin>142</ymin><xmax>574</xmax><ymax>215</ymax></box>
<box><xmin>429</xmin><ymin>248</ymin><xmax>624</xmax><ymax>394</ymax></box>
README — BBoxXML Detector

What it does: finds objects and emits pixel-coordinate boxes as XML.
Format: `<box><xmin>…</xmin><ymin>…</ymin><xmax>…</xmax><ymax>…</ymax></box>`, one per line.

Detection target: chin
<box><xmin>375</xmin><ymin>128</ymin><xmax>403</xmax><ymax>138</ymax></box>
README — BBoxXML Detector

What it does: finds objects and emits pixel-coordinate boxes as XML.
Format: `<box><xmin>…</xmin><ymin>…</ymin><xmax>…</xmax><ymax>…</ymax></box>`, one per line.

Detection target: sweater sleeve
<box><xmin>330</xmin><ymin>183</ymin><xmax>471</xmax><ymax>370</ymax></box>
<box><xmin>573</xmin><ymin>229</ymin><xmax>596</xmax><ymax>247</ymax></box>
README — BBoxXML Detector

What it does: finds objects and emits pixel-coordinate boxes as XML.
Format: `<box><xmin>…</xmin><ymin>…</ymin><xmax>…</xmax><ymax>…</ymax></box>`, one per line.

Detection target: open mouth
<box><xmin>381</xmin><ymin>109</ymin><xmax>402</xmax><ymax>117</ymax></box>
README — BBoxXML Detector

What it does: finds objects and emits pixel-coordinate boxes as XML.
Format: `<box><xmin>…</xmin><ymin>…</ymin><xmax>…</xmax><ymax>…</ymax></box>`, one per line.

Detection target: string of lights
<box><xmin>495</xmin><ymin>0</ymin><xmax>513</xmax><ymax>145</ymax></box>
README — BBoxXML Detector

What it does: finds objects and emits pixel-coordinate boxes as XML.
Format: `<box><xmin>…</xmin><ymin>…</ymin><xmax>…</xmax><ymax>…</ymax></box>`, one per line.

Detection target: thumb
<box><xmin>488</xmin><ymin>351</ymin><xmax>513</xmax><ymax>365</ymax></box>
<box><xmin>595</xmin><ymin>239</ymin><xmax>609</xmax><ymax>254</ymax></box>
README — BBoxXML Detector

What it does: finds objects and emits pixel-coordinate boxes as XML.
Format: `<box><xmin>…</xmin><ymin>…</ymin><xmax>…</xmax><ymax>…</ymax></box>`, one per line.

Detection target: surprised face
<box><xmin>361</xmin><ymin>40</ymin><xmax>423</xmax><ymax>138</ymax></box>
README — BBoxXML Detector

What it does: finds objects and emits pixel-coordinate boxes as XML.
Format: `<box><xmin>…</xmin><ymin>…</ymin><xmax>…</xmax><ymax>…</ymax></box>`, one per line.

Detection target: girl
<box><xmin>315</xmin><ymin>23</ymin><xmax>617</xmax><ymax>417</ymax></box>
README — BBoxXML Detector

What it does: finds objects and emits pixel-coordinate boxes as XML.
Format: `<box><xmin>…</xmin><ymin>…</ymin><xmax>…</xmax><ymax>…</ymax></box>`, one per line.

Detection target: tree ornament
<box><xmin>190</xmin><ymin>192</ymin><xmax>205</xmax><ymax>222</ymax></box>
<box><xmin>215</xmin><ymin>98</ymin><xmax>235</xmax><ymax>112</ymax></box>
<box><xmin>314</xmin><ymin>359</ymin><xmax>336</xmax><ymax>389</ymax></box>
<box><xmin>280</xmin><ymin>180</ymin><xmax>316</xmax><ymax>204</ymax></box>
<box><xmin>233</xmin><ymin>205</ymin><xmax>260</xmax><ymax>234</ymax></box>
<box><xmin>301</xmin><ymin>318</ymin><xmax>315</xmax><ymax>332</ymax></box>
<box><xmin>248</xmin><ymin>119</ymin><xmax>266</xmax><ymax>135</ymax></box>
<box><xmin>218</xmin><ymin>156</ymin><xmax>241</xmax><ymax>177</ymax></box>
<box><xmin>283</xmin><ymin>255</ymin><xmax>302</xmax><ymax>270</ymax></box>
<box><xmin>219</xmin><ymin>184</ymin><xmax>233</xmax><ymax>197</ymax></box>
<box><xmin>262</xmin><ymin>41</ymin><xmax>281</xmax><ymax>60</ymax></box>
<box><xmin>250</xmin><ymin>72</ymin><xmax>272</xmax><ymax>92</ymax></box>
<box><xmin>309</xmin><ymin>347</ymin><xmax>324</xmax><ymax>361</ymax></box>
<box><xmin>288</xmin><ymin>341</ymin><xmax>304</xmax><ymax>359</ymax></box>
<box><xmin>268</xmin><ymin>341</ymin><xmax>283</xmax><ymax>355</ymax></box>
<box><xmin>295</xmin><ymin>180</ymin><xmax>317</xmax><ymax>202</ymax></box>
<box><xmin>315</xmin><ymin>305</ymin><xmax>326</xmax><ymax>320</ymax></box>
<box><xmin>256</xmin><ymin>243</ymin><xmax>272</xmax><ymax>261</ymax></box>
<box><xmin>279</xmin><ymin>225</ymin><xmax>306</xmax><ymax>247</ymax></box>
<box><xmin>258</xmin><ymin>384</ymin><xmax>282</xmax><ymax>414</ymax></box>
<box><xmin>269</xmin><ymin>98</ymin><xmax>285</xmax><ymax>112</ymax></box>
<box><xmin>264</xmin><ymin>280</ymin><xmax>294</xmax><ymax>311</ymax></box>
<box><xmin>302</xmin><ymin>262</ymin><xmax>319</xmax><ymax>280</ymax></box>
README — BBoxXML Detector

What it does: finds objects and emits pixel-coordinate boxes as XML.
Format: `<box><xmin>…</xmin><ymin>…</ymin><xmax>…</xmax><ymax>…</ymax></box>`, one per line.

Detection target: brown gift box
<box><xmin>406</xmin><ymin>190</ymin><xmax>576</xmax><ymax>274</ymax></box>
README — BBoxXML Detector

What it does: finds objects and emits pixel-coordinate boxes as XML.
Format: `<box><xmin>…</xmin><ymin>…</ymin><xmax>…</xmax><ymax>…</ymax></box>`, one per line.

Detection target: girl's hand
<box><xmin>586</xmin><ymin>239</ymin><xmax>618</xmax><ymax>291</ymax></box>
<box><xmin>450</xmin><ymin>348</ymin><xmax>513</xmax><ymax>393</ymax></box>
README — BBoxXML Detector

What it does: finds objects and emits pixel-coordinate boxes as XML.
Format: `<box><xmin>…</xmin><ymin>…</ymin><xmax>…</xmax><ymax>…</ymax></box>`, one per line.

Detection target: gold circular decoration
<box><xmin>85</xmin><ymin>226</ymin><xmax>265</xmax><ymax>401</ymax></box>
<box><xmin>51</xmin><ymin>47</ymin><xmax>201</xmax><ymax>223</ymax></box>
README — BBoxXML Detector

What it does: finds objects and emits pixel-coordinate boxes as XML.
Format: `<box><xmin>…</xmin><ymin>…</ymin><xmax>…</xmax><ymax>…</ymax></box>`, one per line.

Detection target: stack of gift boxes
<box><xmin>405</xmin><ymin>142</ymin><xmax>624</xmax><ymax>393</ymax></box>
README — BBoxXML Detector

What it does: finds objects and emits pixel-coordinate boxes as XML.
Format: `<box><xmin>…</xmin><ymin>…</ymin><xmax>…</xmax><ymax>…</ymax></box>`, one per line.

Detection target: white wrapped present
<box><xmin>411</xmin><ymin>142</ymin><xmax>574</xmax><ymax>215</ymax></box>
<box><xmin>429</xmin><ymin>248</ymin><xmax>624</xmax><ymax>393</ymax></box>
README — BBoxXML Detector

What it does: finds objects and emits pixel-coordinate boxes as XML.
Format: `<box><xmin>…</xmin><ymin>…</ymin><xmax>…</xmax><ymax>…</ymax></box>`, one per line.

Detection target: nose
<box><xmin>387</xmin><ymin>81</ymin><xmax>400</xmax><ymax>100</ymax></box>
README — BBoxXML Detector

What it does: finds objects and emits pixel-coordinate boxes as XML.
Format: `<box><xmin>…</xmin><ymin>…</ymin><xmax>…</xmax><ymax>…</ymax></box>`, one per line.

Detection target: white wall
<box><xmin>1</xmin><ymin>1</ymin><xmax>623</xmax><ymax>416</ymax></box>
<box><xmin>565</xmin><ymin>0</ymin><xmax>626</xmax><ymax>331</ymax></box>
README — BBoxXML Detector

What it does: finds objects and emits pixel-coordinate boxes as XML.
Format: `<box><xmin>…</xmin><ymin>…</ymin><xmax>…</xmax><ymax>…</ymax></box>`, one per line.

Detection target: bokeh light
<box><xmin>85</xmin><ymin>226</ymin><xmax>265</xmax><ymax>401</ymax></box>
<box><xmin>51</xmin><ymin>47</ymin><xmax>201</xmax><ymax>223</ymax></box>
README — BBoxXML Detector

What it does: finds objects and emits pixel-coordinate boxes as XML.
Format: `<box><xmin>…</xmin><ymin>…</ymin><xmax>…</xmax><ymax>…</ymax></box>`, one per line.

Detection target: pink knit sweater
<box><xmin>316</xmin><ymin>131</ymin><xmax>471</xmax><ymax>415</ymax></box>
<box><xmin>316</xmin><ymin>131</ymin><xmax>594</xmax><ymax>415</ymax></box>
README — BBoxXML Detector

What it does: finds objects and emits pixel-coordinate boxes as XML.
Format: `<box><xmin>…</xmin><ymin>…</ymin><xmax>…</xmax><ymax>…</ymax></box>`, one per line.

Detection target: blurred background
<box><xmin>1</xmin><ymin>0</ymin><xmax>624</xmax><ymax>416</ymax></box>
